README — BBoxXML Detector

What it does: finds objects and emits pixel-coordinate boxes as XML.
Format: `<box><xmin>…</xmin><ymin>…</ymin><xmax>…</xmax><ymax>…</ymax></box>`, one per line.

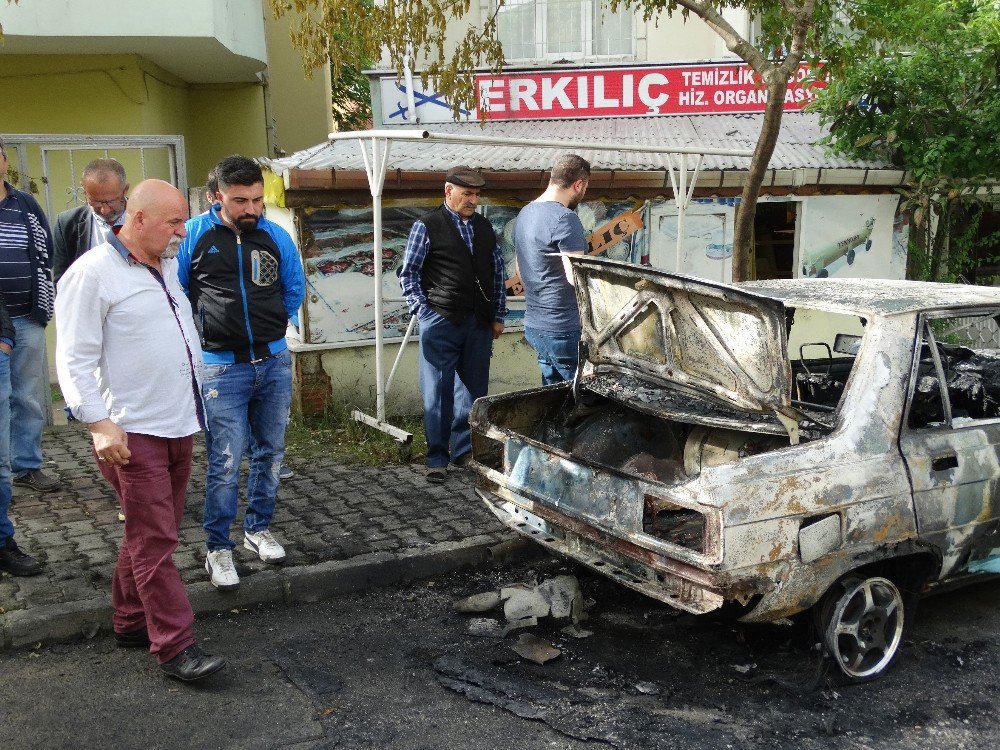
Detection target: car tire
<box><xmin>817</xmin><ymin>574</ymin><xmax>910</xmax><ymax>683</ymax></box>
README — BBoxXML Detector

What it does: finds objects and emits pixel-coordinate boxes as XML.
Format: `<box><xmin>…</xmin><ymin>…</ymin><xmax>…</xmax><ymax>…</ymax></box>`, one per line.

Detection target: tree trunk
<box><xmin>928</xmin><ymin>205</ymin><xmax>949</xmax><ymax>281</ymax></box>
<box><xmin>732</xmin><ymin>79</ymin><xmax>790</xmax><ymax>282</ymax></box>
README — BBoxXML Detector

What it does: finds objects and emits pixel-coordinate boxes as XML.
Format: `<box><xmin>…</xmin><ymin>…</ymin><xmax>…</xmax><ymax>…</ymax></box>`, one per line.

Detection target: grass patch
<box><xmin>285</xmin><ymin>402</ymin><xmax>426</xmax><ymax>466</ymax></box>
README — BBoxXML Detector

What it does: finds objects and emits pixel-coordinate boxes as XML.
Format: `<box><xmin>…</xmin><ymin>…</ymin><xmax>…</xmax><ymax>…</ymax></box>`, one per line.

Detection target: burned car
<box><xmin>470</xmin><ymin>257</ymin><xmax>1000</xmax><ymax>682</ymax></box>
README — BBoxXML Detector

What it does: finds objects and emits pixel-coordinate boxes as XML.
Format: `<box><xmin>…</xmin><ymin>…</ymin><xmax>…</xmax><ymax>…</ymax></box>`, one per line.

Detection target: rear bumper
<box><xmin>477</xmin><ymin>486</ymin><xmax>726</xmax><ymax>615</ymax></box>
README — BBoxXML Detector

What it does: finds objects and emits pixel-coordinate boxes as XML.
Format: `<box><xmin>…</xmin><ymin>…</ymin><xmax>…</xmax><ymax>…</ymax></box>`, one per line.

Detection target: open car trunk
<box><xmin>570</xmin><ymin>257</ymin><xmax>805</xmax><ymax>442</ymax></box>
<box><xmin>470</xmin><ymin>261</ymin><xmax>834</xmax><ymax>611</ymax></box>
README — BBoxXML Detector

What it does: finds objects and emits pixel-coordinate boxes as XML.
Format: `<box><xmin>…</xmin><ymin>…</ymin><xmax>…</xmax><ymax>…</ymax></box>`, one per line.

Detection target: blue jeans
<box><xmin>524</xmin><ymin>326</ymin><xmax>581</xmax><ymax>386</ymax></box>
<box><xmin>202</xmin><ymin>350</ymin><xmax>293</xmax><ymax>552</ymax></box>
<box><xmin>418</xmin><ymin>310</ymin><xmax>492</xmax><ymax>468</ymax></box>
<box><xmin>9</xmin><ymin>317</ymin><xmax>46</xmax><ymax>476</ymax></box>
<box><xmin>0</xmin><ymin>349</ymin><xmax>14</xmax><ymax>545</ymax></box>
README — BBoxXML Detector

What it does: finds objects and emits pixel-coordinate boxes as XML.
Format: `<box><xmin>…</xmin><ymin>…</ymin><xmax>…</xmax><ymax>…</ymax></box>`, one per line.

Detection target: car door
<box><xmin>899</xmin><ymin>310</ymin><xmax>1000</xmax><ymax>579</ymax></box>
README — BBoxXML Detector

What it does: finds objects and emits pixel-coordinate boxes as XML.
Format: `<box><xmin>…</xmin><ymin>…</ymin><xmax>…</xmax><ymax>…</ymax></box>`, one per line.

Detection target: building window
<box><xmin>495</xmin><ymin>0</ymin><xmax>634</xmax><ymax>62</ymax></box>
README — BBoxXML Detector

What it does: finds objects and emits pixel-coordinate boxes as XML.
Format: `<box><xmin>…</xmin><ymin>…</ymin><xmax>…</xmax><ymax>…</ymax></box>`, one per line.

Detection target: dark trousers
<box><xmin>97</xmin><ymin>433</ymin><xmax>196</xmax><ymax>664</ymax></box>
<box><xmin>418</xmin><ymin>310</ymin><xmax>492</xmax><ymax>468</ymax></box>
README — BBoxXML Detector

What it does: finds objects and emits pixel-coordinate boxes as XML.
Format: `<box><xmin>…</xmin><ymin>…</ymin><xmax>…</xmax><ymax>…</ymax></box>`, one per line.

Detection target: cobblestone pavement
<box><xmin>1</xmin><ymin>424</ymin><xmax>512</xmax><ymax>645</ymax></box>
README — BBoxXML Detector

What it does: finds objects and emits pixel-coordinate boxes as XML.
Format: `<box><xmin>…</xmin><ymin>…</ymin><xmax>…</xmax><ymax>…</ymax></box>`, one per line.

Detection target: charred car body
<box><xmin>471</xmin><ymin>257</ymin><xmax>1000</xmax><ymax>681</ymax></box>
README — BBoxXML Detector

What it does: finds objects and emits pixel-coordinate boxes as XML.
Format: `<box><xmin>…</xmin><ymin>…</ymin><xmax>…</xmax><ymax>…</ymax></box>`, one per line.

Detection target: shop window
<box><xmin>494</xmin><ymin>0</ymin><xmax>634</xmax><ymax>61</ymax></box>
<box><xmin>753</xmin><ymin>202</ymin><xmax>796</xmax><ymax>280</ymax></box>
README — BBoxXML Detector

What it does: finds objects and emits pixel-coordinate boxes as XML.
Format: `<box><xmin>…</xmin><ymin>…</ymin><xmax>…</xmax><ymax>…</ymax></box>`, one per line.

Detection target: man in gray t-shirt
<box><xmin>513</xmin><ymin>154</ymin><xmax>591</xmax><ymax>385</ymax></box>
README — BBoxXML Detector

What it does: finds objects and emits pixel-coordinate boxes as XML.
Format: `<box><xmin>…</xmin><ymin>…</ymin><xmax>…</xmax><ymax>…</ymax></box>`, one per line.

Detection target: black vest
<box><xmin>419</xmin><ymin>206</ymin><xmax>497</xmax><ymax>327</ymax></box>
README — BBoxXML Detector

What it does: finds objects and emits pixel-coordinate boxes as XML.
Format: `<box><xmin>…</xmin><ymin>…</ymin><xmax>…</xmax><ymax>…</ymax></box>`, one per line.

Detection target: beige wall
<box><xmin>306</xmin><ymin>332</ymin><xmax>542</xmax><ymax>415</ymax></box>
<box><xmin>263</xmin><ymin>11</ymin><xmax>334</xmax><ymax>153</ymax></box>
<box><xmin>1</xmin><ymin>53</ymin><xmax>268</xmax><ymax>190</ymax></box>
<box><xmin>0</xmin><ymin>0</ymin><xmax>268</xmax><ymax>83</ymax></box>
<box><xmin>420</xmin><ymin>2</ymin><xmax>744</xmax><ymax>70</ymax></box>
<box><xmin>185</xmin><ymin>84</ymin><xmax>270</xmax><ymax>185</ymax></box>
<box><xmin>0</xmin><ymin>54</ymin><xmax>161</xmax><ymax>134</ymax></box>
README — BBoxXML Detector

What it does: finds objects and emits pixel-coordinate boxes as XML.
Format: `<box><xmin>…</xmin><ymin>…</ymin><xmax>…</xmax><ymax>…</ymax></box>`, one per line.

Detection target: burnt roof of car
<box><xmin>736</xmin><ymin>278</ymin><xmax>1000</xmax><ymax>316</ymax></box>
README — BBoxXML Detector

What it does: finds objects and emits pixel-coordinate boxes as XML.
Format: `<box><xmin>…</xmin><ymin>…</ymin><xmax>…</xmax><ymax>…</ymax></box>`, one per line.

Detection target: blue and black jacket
<box><xmin>176</xmin><ymin>206</ymin><xmax>304</xmax><ymax>364</ymax></box>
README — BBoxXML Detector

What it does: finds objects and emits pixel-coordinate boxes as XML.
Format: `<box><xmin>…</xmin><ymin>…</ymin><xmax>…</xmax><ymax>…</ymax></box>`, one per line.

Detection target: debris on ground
<box><xmin>501</xmin><ymin>585</ymin><xmax>551</xmax><ymax>621</ymax></box>
<box><xmin>467</xmin><ymin>618</ymin><xmax>504</xmax><ymax>638</ymax></box>
<box><xmin>453</xmin><ymin>575</ymin><xmax>590</xmax><ymax>661</ymax></box>
<box><xmin>455</xmin><ymin>575</ymin><xmax>588</xmax><ymax>626</ymax></box>
<box><xmin>634</xmin><ymin>681</ymin><xmax>661</xmax><ymax>696</ymax></box>
<box><xmin>453</xmin><ymin>591</ymin><xmax>501</xmax><ymax>613</ymax></box>
<box><xmin>512</xmin><ymin>633</ymin><xmax>561</xmax><ymax>665</ymax></box>
<box><xmin>504</xmin><ymin>615</ymin><xmax>538</xmax><ymax>635</ymax></box>
<box><xmin>560</xmin><ymin>624</ymin><xmax>593</xmax><ymax>639</ymax></box>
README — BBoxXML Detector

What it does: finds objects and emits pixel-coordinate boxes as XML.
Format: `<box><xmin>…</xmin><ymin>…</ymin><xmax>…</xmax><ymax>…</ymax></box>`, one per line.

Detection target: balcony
<box><xmin>0</xmin><ymin>0</ymin><xmax>267</xmax><ymax>83</ymax></box>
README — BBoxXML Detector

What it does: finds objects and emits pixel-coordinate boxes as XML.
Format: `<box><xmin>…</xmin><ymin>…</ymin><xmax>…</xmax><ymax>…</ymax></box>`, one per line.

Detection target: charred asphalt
<box><xmin>0</xmin><ymin>555</ymin><xmax>997</xmax><ymax>749</ymax></box>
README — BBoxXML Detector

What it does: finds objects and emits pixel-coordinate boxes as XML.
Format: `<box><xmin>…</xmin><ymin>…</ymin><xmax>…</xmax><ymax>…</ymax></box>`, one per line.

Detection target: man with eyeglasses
<box><xmin>53</xmin><ymin>158</ymin><xmax>129</xmax><ymax>286</ymax></box>
<box><xmin>0</xmin><ymin>137</ymin><xmax>61</xmax><ymax>495</ymax></box>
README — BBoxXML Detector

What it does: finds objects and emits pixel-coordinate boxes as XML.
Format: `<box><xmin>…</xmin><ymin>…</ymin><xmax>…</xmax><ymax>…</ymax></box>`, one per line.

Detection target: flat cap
<box><xmin>445</xmin><ymin>166</ymin><xmax>485</xmax><ymax>188</ymax></box>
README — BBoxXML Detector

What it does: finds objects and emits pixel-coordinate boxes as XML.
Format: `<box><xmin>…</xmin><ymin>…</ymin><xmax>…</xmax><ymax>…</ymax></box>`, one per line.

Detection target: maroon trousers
<box><xmin>97</xmin><ymin>433</ymin><xmax>196</xmax><ymax>664</ymax></box>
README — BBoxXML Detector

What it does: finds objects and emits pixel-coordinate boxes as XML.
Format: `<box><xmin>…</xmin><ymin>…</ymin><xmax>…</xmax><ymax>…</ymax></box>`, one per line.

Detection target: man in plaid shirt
<box><xmin>399</xmin><ymin>166</ymin><xmax>506</xmax><ymax>483</ymax></box>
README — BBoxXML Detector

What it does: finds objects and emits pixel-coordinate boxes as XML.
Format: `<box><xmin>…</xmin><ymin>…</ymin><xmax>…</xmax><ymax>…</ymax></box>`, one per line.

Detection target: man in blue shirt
<box><xmin>176</xmin><ymin>155</ymin><xmax>304</xmax><ymax>591</ymax></box>
<box><xmin>399</xmin><ymin>166</ymin><xmax>507</xmax><ymax>483</ymax></box>
<box><xmin>513</xmin><ymin>154</ymin><xmax>591</xmax><ymax>385</ymax></box>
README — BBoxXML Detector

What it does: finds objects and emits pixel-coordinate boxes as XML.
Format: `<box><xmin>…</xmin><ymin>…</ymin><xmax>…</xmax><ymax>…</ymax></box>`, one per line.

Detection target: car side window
<box><xmin>908</xmin><ymin>312</ymin><xmax>1000</xmax><ymax>429</ymax></box>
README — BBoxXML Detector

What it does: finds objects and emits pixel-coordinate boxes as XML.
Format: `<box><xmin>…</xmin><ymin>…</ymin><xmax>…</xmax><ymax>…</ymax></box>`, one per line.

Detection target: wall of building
<box><xmin>295</xmin><ymin>333</ymin><xmax>542</xmax><ymax>417</ymax></box>
<box><xmin>0</xmin><ymin>54</ymin><xmax>161</xmax><ymax>135</ymax></box>
<box><xmin>185</xmin><ymin>84</ymin><xmax>270</xmax><ymax>186</ymax></box>
<box><xmin>0</xmin><ymin>0</ymin><xmax>268</xmax><ymax>83</ymax></box>
<box><xmin>264</xmin><ymin>10</ymin><xmax>335</xmax><ymax>154</ymax></box>
<box><xmin>643</xmin><ymin>12</ymin><xmax>725</xmax><ymax>63</ymax></box>
<box><xmin>421</xmin><ymin>2</ymin><xmax>740</xmax><ymax>70</ymax></box>
<box><xmin>1</xmin><ymin>53</ymin><xmax>268</xmax><ymax>194</ymax></box>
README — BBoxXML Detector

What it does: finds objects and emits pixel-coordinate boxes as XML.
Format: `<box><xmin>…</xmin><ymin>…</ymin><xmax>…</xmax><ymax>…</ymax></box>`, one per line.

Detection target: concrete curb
<box><xmin>0</xmin><ymin>535</ymin><xmax>540</xmax><ymax>650</ymax></box>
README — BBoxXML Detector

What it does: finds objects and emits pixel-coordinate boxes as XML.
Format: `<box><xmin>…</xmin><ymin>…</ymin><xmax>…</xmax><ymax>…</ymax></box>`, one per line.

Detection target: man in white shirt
<box><xmin>55</xmin><ymin>179</ymin><xmax>225</xmax><ymax>683</ymax></box>
<box><xmin>52</xmin><ymin>158</ymin><xmax>129</xmax><ymax>286</ymax></box>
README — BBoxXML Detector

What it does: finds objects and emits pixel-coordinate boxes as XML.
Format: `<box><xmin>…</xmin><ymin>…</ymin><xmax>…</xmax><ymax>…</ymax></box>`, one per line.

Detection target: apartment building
<box><xmin>262</xmin><ymin>2</ymin><xmax>906</xmax><ymax>414</ymax></box>
<box><xmin>1</xmin><ymin>0</ymin><xmax>332</xmax><ymax>217</ymax></box>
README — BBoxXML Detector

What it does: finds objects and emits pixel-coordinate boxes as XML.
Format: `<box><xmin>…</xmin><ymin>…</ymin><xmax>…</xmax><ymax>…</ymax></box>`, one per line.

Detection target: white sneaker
<box><xmin>244</xmin><ymin>529</ymin><xmax>286</xmax><ymax>564</ymax></box>
<box><xmin>205</xmin><ymin>549</ymin><xmax>240</xmax><ymax>590</ymax></box>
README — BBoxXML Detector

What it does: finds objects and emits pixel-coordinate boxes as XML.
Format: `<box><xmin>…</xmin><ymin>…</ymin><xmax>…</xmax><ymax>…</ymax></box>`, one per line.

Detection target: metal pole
<box><xmin>358</xmin><ymin>136</ymin><xmax>393</xmax><ymax>422</ymax></box>
<box><xmin>403</xmin><ymin>43</ymin><xmax>418</xmax><ymax>125</ymax></box>
<box><xmin>326</xmin><ymin>129</ymin><xmax>755</xmax><ymax>159</ymax></box>
<box><xmin>676</xmin><ymin>153</ymin><xmax>686</xmax><ymax>271</ymax></box>
<box><xmin>385</xmin><ymin>314</ymin><xmax>418</xmax><ymax>396</ymax></box>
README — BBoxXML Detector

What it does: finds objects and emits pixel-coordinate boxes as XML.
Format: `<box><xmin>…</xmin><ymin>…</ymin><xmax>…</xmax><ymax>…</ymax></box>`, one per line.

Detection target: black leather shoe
<box><xmin>115</xmin><ymin>627</ymin><xmax>151</xmax><ymax>649</ymax></box>
<box><xmin>12</xmin><ymin>469</ymin><xmax>61</xmax><ymax>493</ymax></box>
<box><xmin>160</xmin><ymin>644</ymin><xmax>226</xmax><ymax>682</ymax></box>
<box><xmin>0</xmin><ymin>538</ymin><xmax>42</xmax><ymax>576</ymax></box>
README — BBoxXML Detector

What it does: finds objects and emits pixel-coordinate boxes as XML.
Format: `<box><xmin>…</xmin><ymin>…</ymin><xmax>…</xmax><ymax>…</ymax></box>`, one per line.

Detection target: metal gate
<box><xmin>2</xmin><ymin>134</ymin><xmax>188</xmax><ymax>425</ymax></box>
<box><xmin>2</xmin><ymin>133</ymin><xmax>186</xmax><ymax>219</ymax></box>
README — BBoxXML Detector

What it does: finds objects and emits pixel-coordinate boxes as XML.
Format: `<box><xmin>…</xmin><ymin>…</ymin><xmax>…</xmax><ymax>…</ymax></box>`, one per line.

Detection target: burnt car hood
<box><xmin>571</xmin><ymin>256</ymin><xmax>798</xmax><ymax>435</ymax></box>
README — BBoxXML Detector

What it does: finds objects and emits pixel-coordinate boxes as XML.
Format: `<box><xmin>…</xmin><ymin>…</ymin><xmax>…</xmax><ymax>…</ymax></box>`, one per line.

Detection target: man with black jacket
<box><xmin>52</xmin><ymin>158</ymin><xmax>129</xmax><ymax>285</ymax></box>
<box><xmin>176</xmin><ymin>155</ymin><xmax>304</xmax><ymax>591</ymax></box>
<box><xmin>399</xmin><ymin>166</ymin><xmax>507</xmax><ymax>483</ymax></box>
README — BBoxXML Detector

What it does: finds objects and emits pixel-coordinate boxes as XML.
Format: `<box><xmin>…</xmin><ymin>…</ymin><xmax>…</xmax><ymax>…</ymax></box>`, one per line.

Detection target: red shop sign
<box><xmin>474</xmin><ymin>62</ymin><xmax>824</xmax><ymax>121</ymax></box>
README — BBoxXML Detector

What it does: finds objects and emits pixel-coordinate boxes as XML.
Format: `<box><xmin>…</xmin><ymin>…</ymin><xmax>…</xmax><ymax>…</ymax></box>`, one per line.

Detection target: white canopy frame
<box><xmin>326</xmin><ymin>128</ymin><xmax>753</xmax><ymax>446</ymax></box>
